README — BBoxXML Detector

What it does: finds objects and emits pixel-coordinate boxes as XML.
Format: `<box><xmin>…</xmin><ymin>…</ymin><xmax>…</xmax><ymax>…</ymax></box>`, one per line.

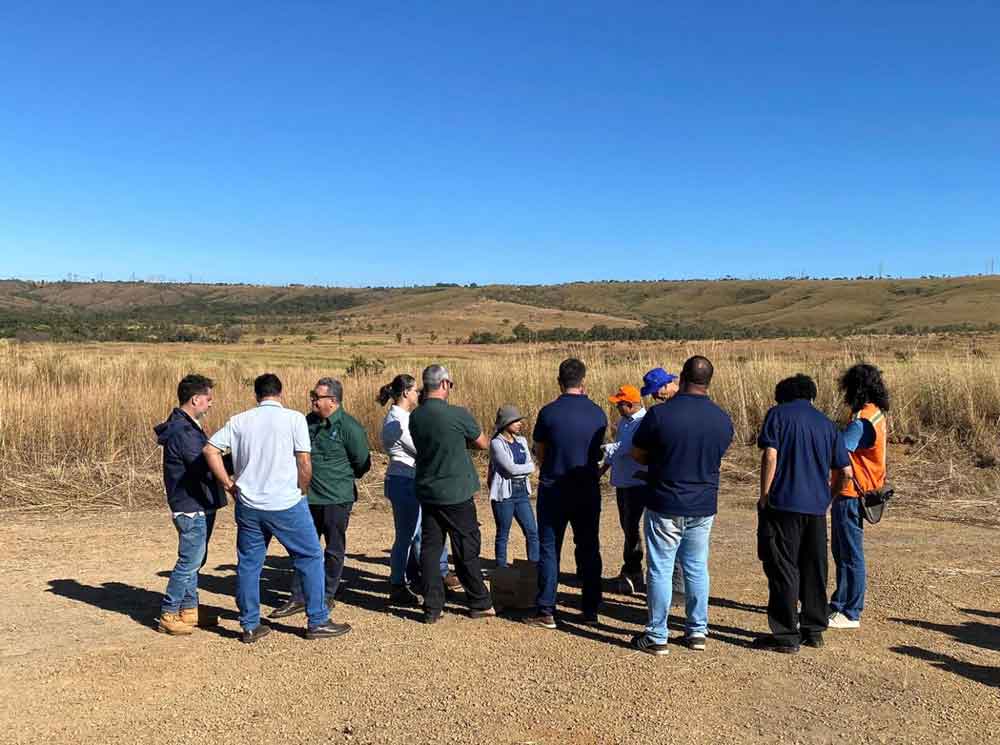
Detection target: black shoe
<box><xmin>630</xmin><ymin>633</ymin><xmax>669</xmax><ymax>656</ymax></box>
<box><xmin>580</xmin><ymin>612</ymin><xmax>600</xmax><ymax>626</ymax></box>
<box><xmin>469</xmin><ymin>606</ymin><xmax>497</xmax><ymax>619</ymax></box>
<box><xmin>241</xmin><ymin>624</ymin><xmax>272</xmax><ymax>644</ymax></box>
<box><xmin>422</xmin><ymin>611</ymin><xmax>443</xmax><ymax>625</ymax></box>
<box><xmin>268</xmin><ymin>599</ymin><xmax>306</xmax><ymax>619</ymax></box>
<box><xmin>681</xmin><ymin>634</ymin><xmax>707</xmax><ymax>651</ymax></box>
<box><xmin>801</xmin><ymin>633</ymin><xmax>824</xmax><ymax>648</ymax></box>
<box><xmin>389</xmin><ymin>584</ymin><xmax>421</xmax><ymax>607</ymax></box>
<box><xmin>306</xmin><ymin>621</ymin><xmax>352</xmax><ymax>639</ymax></box>
<box><xmin>752</xmin><ymin>635</ymin><xmax>800</xmax><ymax>654</ymax></box>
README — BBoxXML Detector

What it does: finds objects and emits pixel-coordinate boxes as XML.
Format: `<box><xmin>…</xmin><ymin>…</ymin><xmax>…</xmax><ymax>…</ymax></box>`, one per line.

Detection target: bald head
<box><xmin>680</xmin><ymin>355</ymin><xmax>714</xmax><ymax>391</ymax></box>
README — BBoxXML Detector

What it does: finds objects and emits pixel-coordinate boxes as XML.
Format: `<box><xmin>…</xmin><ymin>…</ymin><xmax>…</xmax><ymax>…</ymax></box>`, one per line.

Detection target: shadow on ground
<box><xmin>45</xmin><ymin>579</ymin><xmax>242</xmax><ymax>639</ymax></box>
<box><xmin>891</xmin><ymin>645</ymin><xmax>1000</xmax><ymax>688</ymax></box>
<box><xmin>890</xmin><ymin>617</ymin><xmax>1000</xmax><ymax>653</ymax></box>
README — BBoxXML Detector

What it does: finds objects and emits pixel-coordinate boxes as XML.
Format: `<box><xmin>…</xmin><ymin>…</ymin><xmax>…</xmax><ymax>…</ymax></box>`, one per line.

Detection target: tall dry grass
<box><xmin>0</xmin><ymin>338</ymin><xmax>997</xmax><ymax>512</ymax></box>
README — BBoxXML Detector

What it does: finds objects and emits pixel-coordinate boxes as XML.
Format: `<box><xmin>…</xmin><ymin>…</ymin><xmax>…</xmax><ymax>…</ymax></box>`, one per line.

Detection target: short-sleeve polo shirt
<box><xmin>532</xmin><ymin>393</ymin><xmax>608</xmax><ymax>493</ymax></box>
<box><xmin>631</xmin><ymin>393</ymin><xmax>734</xmax><ymax>517</ymax></box>
<box><xmin>409</xmin><ymin>398</ymin><xmax>482</xmax><ymax>505</ymax></box>
<box><xmin>208</xmin><ymin>400</ymin><xmax>311</xmax><ymax>511</ymax></box>
<box><xmin>757</xmin><ymin>399</ymin><xmax>851</xmax><ymax>515</ymax></box>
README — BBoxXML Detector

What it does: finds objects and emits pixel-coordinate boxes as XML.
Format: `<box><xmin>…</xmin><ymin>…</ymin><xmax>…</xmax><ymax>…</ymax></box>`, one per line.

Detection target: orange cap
<box><xmin>608</xmin><ymin>385</ymin><xmax>641</xmax><ymax>404</ymax></box>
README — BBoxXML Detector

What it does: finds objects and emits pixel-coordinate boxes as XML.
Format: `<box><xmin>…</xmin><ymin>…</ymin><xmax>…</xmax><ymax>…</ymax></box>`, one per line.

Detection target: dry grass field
<box><xmin>1</xmin><ymin>334</ymin><xmax>998</xmax><ymax>515</ymax></box>
<box><xmin>1</xmin><ymin>334</ymin><xmax>998</xmax><ymax>744</ymax></box>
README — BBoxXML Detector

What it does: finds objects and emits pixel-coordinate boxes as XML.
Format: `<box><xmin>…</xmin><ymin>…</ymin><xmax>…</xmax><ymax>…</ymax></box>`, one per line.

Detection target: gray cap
<box><xmin>422</xmin><ymin>364</ymin><xmax>453</xmax><ymax>390</ymax></box>
<box><xmin>493</xmin><ymin>404</ymin><xmax>525</xmax><ymax>437</ymax></box>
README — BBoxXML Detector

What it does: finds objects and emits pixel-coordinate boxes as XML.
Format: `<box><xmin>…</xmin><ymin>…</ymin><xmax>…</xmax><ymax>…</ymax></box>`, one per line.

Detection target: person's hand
<box><xmin>757</xmin><ymin>493</ymin><xmax>768</xmax><ymax>510</ymax></box>
<box><xmin>223</xmin><ymin>479</ymin><xmax>238</xmax><ymax>496</ymax></box>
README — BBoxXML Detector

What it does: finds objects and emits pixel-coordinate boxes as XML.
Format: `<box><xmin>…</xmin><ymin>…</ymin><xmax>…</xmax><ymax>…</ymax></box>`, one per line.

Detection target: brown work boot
<box><xmin>179</xmin><ymin>607</ymin><xmax>218</xmax><ymax>628</ymax></box>
<box><xmin>158</xmin><ymin>612</ymin><xmax>194</xmax><ymax>636</ymax></box>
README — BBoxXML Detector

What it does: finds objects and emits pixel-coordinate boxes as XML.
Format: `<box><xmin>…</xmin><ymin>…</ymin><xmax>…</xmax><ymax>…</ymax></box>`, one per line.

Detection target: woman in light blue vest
<box><xmin>488</xmin><ymin>405</ymin><xmax>540</xmax><ymax>568</ymax></box>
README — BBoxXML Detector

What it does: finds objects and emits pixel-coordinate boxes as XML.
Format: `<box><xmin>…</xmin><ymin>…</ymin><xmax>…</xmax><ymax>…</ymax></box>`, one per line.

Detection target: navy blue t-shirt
<box><xmin>631</xmin><ymin>393</ymin><xmax>734</xmax><ymax>517</ymax></box>
<box><xmin>532</xmin><ymin>393</ymin><xmax>607</xmax><ymax>493</ymax></box>
<box><xmin>757</xmin><ymin>399</ymin><xmax>851</xmax><ymax>516</ymax></box>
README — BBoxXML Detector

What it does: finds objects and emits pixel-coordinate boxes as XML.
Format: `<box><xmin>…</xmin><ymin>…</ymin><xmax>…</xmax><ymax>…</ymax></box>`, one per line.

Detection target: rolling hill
<box><xmin>1</xmin><ymin>275</ymin><xmax>998</xmax><ymax>342</ymax></box>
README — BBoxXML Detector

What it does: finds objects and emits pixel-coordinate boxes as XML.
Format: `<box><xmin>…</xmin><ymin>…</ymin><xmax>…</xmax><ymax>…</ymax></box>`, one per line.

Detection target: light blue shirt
<box><xmin>604</xmin><ymin>407</ymin><xmax>647</xmax><ymax>488</ymax></box>
<box><xmin>208</xmin><ymin>400</ymin><xmax>312</xmax><ymax>511</ymax></box>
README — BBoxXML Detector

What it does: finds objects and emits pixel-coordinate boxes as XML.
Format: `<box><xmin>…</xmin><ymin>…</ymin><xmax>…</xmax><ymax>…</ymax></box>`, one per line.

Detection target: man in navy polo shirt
<box><xmin>632</xmin><ymin>356</ymin><xmax>733</xmax><ymax>655</ymax></box>
<box><xmin>629</xmin><ymin>356</ymin><xmax>733</xmax><ymax>655</ymax></box>
<box><xmin>753</xmin><ymin>374</ymin><xmax>852</xmax><ymax>654</ymax></box>
<box><xmin>524</xmin><ymin>358</ymin><xmax>608</xmax><ymax>629</ymax></box>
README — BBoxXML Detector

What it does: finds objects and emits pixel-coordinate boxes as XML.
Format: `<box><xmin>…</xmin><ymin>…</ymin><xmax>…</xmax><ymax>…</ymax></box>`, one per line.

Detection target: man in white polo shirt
<box><xmin>204</xmin><ymin>373</ymin><xmax>351</xmax><ymax>643</ymax></box>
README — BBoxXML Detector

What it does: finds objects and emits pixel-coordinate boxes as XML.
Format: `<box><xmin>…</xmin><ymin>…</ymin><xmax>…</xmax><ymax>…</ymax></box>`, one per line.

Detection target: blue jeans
<box><xmin>644</xmin><ymin>509</ymin><xmax>714</xmax><ymax>642</ymax></box>
<box><xmin>830</xmin><ymin>497</ymin><xmax>866</xmax><ymax>621</ymax></box>
<box><xmin>385</xmin><ymin>475</ymin><xmax>448</xmax><ymax>586</ymax></box>
<box><xmin>162</xmin><ymin>511</ymin><xmax>216</xmax><ymax>614</ymax></box>
<box><xmin>535</xmin><ymin>484</ymin><xmax>602</xmax><ymax>617</ymax></box>
<box><xmin>235</xmin><ymin>498</ymin><xmax>329</xmax><ymax>630</ymax></box>
<box><xmin>490</xmin><ymin>483</ymin><xmax>540</xmax><ymax>567</ymax></box>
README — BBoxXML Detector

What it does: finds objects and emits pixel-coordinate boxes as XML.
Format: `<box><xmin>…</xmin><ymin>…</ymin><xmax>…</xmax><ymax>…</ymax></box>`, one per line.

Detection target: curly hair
<box><xmin>839</xmin><ymin>363</ymin><xmax>890</xmax><ymax>413</ymax></box>
<box><xmin>774</xmin><ymin>373</ymin><xmax>817</xmax><ymax>404</ymax></box>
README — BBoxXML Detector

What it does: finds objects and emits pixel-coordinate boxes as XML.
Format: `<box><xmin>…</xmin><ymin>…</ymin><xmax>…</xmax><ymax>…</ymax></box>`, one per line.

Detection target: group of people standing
<box><xmin>154</xmin><ymin>354</ymin><xmax>888</xmax><ymax>654</ymax></box>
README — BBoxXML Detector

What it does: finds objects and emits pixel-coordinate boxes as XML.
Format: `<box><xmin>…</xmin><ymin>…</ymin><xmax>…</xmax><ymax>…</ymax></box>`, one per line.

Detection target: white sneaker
<box><xmin>827</xmin><ymin>611</ymin><xmax>860</xmax><ymax>629</ymax></box>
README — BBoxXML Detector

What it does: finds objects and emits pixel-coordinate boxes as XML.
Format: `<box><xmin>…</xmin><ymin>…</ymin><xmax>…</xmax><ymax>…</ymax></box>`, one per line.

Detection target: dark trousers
<box><xmin>616</xmin><ymin>486</ymin><xmax>647</xmax><ymax>576</ymax></box>
<box><xmin>420</xmin><ymin>499</ymin><xmax>491</xmax><ymax>615</ymax></box>
<box><xmin>758</xmin><ymin>506</ymin><xmax>829</xmax><ymax>644</ymax></box>
<box><xmin>536</xmin><ymin>484</ymin><xmax>603</xmax><ymax>617</ymax></box>
<box><xmin>291</xmin><ymin>501</ymin><xmax>353</xmax><ymax>602</ymax></box>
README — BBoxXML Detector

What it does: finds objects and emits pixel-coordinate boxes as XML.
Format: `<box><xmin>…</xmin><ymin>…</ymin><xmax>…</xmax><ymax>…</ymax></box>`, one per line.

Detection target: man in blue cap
<box><xmin>641</xmin><ymin>367</ymin><xmax>679</xmax><ymax>403</ymax></box>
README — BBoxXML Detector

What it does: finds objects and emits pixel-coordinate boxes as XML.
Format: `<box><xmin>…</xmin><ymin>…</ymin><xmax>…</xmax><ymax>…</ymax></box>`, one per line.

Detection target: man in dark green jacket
<box><xmin>271</xmin><ymin>377</ymin><xmax>371</xmax><ymax>618</ymax></box>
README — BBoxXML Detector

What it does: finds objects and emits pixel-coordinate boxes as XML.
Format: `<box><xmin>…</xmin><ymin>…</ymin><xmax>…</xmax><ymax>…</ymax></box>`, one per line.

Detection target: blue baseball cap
<box><xmin>640</xmin><ymin>367</ymin><xmax>678</xmax><ymax>397</ymax></box>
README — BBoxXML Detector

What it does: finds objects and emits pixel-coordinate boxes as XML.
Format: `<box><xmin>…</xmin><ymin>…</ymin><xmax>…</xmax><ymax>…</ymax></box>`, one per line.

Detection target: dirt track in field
<box><xmin>1</xmin><ymin>491</ymin><xmax>998</xmax><ymax>745</ymax></box>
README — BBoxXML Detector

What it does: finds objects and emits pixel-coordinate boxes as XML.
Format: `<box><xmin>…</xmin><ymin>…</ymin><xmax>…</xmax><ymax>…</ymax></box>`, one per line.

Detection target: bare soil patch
<box><xmin>1</xmin><ymin>491</ymin><xmax>998</xmax><ymax>745</ymax></box>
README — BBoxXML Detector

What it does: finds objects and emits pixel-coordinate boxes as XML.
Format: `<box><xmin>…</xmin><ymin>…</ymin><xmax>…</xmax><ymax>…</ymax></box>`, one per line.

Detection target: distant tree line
<box><xmin>466</xmin><ymin>320</ymin><xmax>1000</xmax><ymax>345</ymax></box>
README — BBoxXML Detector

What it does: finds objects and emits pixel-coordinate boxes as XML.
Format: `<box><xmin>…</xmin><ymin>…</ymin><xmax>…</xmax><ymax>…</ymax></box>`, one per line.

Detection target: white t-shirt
<box><xmin>381</xmin><ymin>405</ymin><xmax>416</xmax><ymax>478</ymax></box>
<box><xmin>208</xmin><ymin>400</ymin><xmax>311</xmax><ymax>511</ymax></box>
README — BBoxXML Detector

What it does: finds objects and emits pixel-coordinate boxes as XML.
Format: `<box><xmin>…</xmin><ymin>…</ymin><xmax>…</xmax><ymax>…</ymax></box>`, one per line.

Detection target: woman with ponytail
<box><xmin>379</xmin><ymin>374</ymin><xmax>452</xmax><ymax>605</ymax></box>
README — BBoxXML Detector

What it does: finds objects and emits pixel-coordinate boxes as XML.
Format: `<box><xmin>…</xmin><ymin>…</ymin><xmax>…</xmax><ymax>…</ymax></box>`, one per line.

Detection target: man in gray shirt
<box><xmin>204</xmin><ymin>373</ymin><xmax>352</xmax><ymax>643</ymax></box>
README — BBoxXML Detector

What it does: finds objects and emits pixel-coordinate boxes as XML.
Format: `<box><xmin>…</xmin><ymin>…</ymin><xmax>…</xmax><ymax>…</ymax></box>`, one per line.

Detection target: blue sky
<box><xmin>1</xmin><ymin>2</ymin><xmax>998</xmax><ymax>286</ymax></box>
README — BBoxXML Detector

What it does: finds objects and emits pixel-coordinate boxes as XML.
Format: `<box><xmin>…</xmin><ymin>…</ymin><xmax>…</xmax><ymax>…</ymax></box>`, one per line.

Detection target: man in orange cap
<box><xmin>601</xmin><ymin>384</ymin><xmax>649</xmax><ymax>595</ymax></box>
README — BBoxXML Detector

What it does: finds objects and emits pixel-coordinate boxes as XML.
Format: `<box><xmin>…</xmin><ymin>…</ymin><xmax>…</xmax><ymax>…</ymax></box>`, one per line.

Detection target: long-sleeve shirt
<box><xmin>603</xmin><ymin>407</ymin><xmax>647</xmax><ymax>488</ymax></box>
<box><xmin>382</xmin><ymin>405</ymin><xmax>417</xmax><ymax>479</ymax></box>
<box><xmin>489</xmin><ymin>435</ymin><xmax>535</xmax><ymax>501</ymax></box>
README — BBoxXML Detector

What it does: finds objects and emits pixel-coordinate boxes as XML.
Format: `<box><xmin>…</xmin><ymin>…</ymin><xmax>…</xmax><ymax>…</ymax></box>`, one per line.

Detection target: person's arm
<box><xmin>398</xmin><ymin>421</ymin><xmax>418</xmax><ymax>457</ymax></box>
<box><xmin>292</xmin><ymin>413</ymin><xmax>313</xmax><ymax>495</ymax></box>
<box><xmin>203</xmin><ymin>444</ymin><xmax>236</xmax><ymax>495</ymax></box>
<box><xmin>203</xmin><ymin>420</ymin><xmax>236</xmax><ymax>494</ymax></box>
<box><xmin>346</xmin><ymin>420</ymin><xmax>372</xmax><ymax>478</ymax></box>
<box><xmin>759</xmin><ymin>447</ymin><xmax>777</xmax><ymax>508</ymax></box>
<box><xmin>461</xmin><ymin>408</ymin><xmax>489</xmax><ymax>450</ymax></box>
<box><xmin>831</xmin><ymin>464</ymin><xmax>853</xmax><ymax>495</ymax></box>
<box><xmin>756</xmin><ymin>408</ymin><xmax>780</xmax><ymax>507</ymax></box>
<box><xmin>630</xmin><ymin>446</ymin><xmax>650</xmax><ymax>465</ymax></box>
<box><xmin>830</xmin><ymin>431</ymin><xmax>854</xmax><ymax>496</ymax></box>
<box><xmin>296</xmin><ymin>452</ymin><xmax>312</xmax><ymax>495</ymax></box>
<box><xmin>490</xmin><ymin>438</ymin><xmax>535</xmax><ymax>477</ymax></box>
<box><xmin>629</xmin><ymin>413</ymin><xmax>654</xmax><ymax>466</ymax></box>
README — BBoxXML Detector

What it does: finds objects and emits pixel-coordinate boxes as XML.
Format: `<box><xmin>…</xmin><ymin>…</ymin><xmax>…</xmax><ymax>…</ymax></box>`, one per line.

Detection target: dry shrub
<box><xmin>1</xmin><ymin>339</ymin><xmax>997</xmax><ymax>512</ymax></box>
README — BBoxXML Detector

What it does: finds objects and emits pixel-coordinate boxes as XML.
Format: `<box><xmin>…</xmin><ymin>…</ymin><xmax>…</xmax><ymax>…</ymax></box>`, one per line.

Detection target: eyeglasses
<box><xmin>443</xmin><ymin>379</ymin><xmax>456</xmax><ymax>390</ymax></box>
<box><xmin>309</xmin><ymin>393</ymin><xmax>335</xmax><ymax>401</ymax></box>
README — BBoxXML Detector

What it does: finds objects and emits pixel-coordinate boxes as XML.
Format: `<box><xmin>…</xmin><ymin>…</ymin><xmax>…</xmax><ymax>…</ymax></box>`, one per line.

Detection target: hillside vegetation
<box><xmin>2</xmin><ymin>275</ymin><xmax>998</xmax><ymax>342</ymax></box>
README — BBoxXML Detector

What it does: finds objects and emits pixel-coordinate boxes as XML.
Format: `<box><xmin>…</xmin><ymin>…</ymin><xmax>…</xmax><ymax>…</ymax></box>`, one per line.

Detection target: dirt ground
<box><xmin>1</xmin><ymin>490</ymin><xmax>998</xmax><ymax>745</ymax></box>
